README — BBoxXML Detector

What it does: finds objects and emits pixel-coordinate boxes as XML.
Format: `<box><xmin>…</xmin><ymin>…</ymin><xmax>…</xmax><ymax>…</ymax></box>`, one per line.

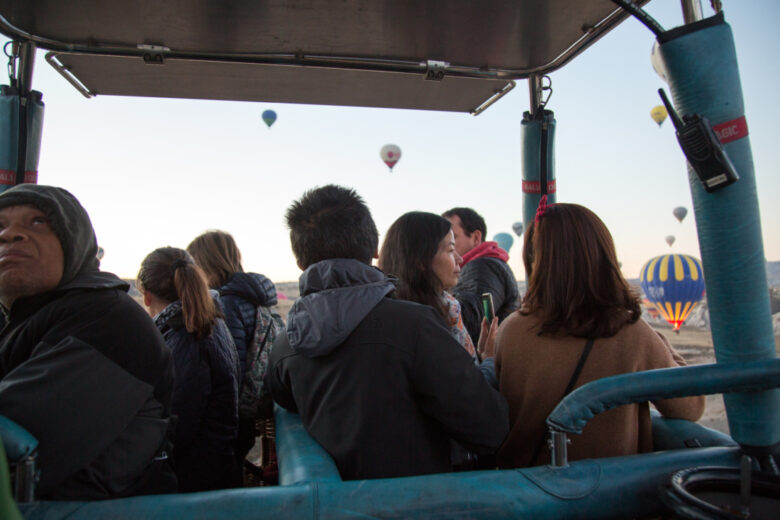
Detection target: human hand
<box><xmin>478</xmin><ymin>316</ymin><xmax>499</xmax><ymax>359</ymax></box>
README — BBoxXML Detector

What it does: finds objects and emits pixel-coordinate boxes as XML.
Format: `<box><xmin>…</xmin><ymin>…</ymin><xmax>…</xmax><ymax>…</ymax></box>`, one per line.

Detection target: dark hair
<box><xmin>187</xmin><ymin>230</ymin><xmax>243</xmax><ymax>288</ymax></box>
<box><xmin>137</xmin><ymin>247</ymin><xmax>219</xmax><ymax>339</ymax></box>
<box><xmin>286</xmin><ymin>185</ymin><xmax>378</xmax><ymax>269</ymax></box>
<box><xmin>442</xmin><ymin>207</ymin><xmax>487</xmax><ymax>238</ymax></box>
<box><xmin>522</xmin><ymin>203</ymin><xmax>640</xmax><ymax>339</ymax></box>
<box><xmin>378</xmin><ymin>212</ymin><xmax>451</xmax><ymax>319</ymax></box>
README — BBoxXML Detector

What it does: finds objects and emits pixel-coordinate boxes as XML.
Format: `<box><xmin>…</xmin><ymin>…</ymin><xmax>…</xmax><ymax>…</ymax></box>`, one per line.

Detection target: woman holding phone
<box><xmin>495</xmin><ymin>202</ymin><xmax>704</xmax><ymax>468</ymax></box>
<box><xmin>378</xmin><ymin>211</ymin><xmax>498</xmax><ymax>364</ymax></box>
<box><xmin>379</xmin><ymin>211</ymin><xmax>500</xmax><ymax>470</ymax></box>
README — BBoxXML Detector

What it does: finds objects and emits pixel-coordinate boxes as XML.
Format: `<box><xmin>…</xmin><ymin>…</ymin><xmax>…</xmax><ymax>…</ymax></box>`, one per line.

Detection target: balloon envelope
<box><xmin>650</xmin><ymin>105</ymin><xmax>668</xmax><ymax>127</ymax></box>
<box><xmin>493</xmin><ymin>232</ymin><xmax>514</xmax><ymax>252</ymax></box>
<box><xmin>262</xmin><ymin>109</ymin><xmax>277</xmax><ymax>128</ymax></box>
<box><xmin>673</xmin><ymin>206</ymin><xmax>688</xmax><ymax>223</ymax></box>
<box><xmin>511</xmin><ymin>221</ymin><xmax>524</xmax><ymax>236</ymax></box>
<box><xmin>665</xmin><ymin>235</ymin><xmax>676</xmax><ymax>247</ymax></box>
<box><xmin>650</xmin><ymin>41</ymin><xmax>669</xmax><ymax>83</ymax></box>
<box><xmin>640</xmin><ymin>254</ymin><xmax>705</xmax><ymax>330</ymax></box>
<box><xmin>380</xmin><ymin>144</ymin><xmax>401</xmax><ymax>170</ymax></box>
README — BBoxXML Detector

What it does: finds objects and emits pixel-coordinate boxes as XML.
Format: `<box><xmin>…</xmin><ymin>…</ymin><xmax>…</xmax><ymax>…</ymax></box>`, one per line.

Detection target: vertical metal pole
<box><xmin>528</xmin><ymin>75</ymin><xmax>542</xmax><ymax>118</ymax></box>
<box><xmin>550</xmin><ymin>431</ymin><xmax>568</xmax><ymax>467</ymax></box>
<box><xmin>14</xmin><ymin>41</ymin><xmax>35</xmax><ymax>186</ymax></box>
<box><xmin>17</xmin><ymin>42</ymin><xmax>36</xmax><ymax>93</ymax></box>
<box><xmin>14</xmin><ymin>456</ymin><xmax>36</xmax><ymax>502</ymax></box>
<box><xmin>680</xmin><ymin>0</ymin><xmax>704</xmax><ymax>24</ymax></box>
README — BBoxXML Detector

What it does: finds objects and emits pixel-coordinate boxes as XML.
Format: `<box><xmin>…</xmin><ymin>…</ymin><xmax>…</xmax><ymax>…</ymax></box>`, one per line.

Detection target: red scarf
<box><xmin>461</xmin><ymin>241</ymin><xmax>509</xmax><ymax>267</ymax></box>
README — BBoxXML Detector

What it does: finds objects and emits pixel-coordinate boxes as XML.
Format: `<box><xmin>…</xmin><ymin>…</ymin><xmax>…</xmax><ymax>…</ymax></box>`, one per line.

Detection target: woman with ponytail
<box><xmin>137</xmin><ymin>247</ymin><xmax>240</xmax><ymax>492</ymax></box>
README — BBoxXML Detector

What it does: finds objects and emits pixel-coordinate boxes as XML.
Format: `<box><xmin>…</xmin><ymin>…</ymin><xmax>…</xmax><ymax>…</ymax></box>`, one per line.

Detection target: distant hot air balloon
<box><xmin>380</xmin><ymin>144</ymin><xmax>402</xmax><ymax>171</ymax></box>
<box><xmin>511</xmin><ymin>221</ymin><xmax>524</xmax><ymax>236</ymax></box>
<box><xmin>650</xmin><ymin>105</ymin><xmax>668</xmax><ymax>127</ymax></box>
<box><xmin>665</xmin><ymin>235</ymin><xmax>676</xmax><ymax>247</ymax></box>
<box><xmin>493</xmin><ymin>232</ymin><xmax>513</xmax><ymax>252</ymax></box>
<box><xmin>650</xmin><ymin>41</ymin><xmax>669</xmax><ymax>83</ymax></box>
<box><xmin>640</xmin><ymin>254</ymin><xmax>705</xmax><ymax>331</ymax></box>
<box><xmin>262</xmin><ymin>109</ymin><xmax>277</xmax><ymax>128</ymax></box>
<box><xmin>673</xmin><ymin>206</ymin><xmax>688</xmax><ymax>223</ymax></box>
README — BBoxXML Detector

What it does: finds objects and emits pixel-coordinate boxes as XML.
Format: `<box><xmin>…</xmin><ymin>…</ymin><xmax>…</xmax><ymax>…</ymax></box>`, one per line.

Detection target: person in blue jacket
<box><xmin>187</xmin><ymin>230</ymin><xmax>278</xmax><ymax>481</ymax></box>
<box><xmin>137</xmin><ymin>247</ymin><xmax>240</xmax><ymax>492</ymax></box>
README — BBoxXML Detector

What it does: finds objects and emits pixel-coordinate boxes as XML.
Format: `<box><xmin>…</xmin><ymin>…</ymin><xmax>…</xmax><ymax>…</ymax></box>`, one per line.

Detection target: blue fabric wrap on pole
<box><xmin>521</xmin><ymin>111</ymin><xmax>556</xmax><ymax>228</ymax></box>
<box><xmin>659</xmin><ymin>15</ymin><xmax>780</xmax><ymax>448</ymax></box>
<box><xmin>0</xmin><ymin>90</ymin><xmax>44</xmax><ymax>193</ymax></box>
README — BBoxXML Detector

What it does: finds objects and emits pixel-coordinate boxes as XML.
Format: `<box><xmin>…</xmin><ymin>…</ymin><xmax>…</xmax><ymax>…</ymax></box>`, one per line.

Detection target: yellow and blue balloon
<box><xmin>640</xmin><ymin>254</ymin><xmax>705</xmax><ymax>331</ymax></box>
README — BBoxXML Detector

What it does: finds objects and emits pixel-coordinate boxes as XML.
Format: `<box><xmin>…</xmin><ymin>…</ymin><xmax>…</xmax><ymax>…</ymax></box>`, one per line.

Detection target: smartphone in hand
<box><xmin>481</xmin><ymin>292</ymin><xmax>495</xmax><ymax>323</ymax></box>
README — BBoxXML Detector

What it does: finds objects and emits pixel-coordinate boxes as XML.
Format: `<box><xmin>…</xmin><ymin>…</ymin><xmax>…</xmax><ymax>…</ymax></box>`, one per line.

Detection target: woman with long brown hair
<box><xmin>137</xmin><ymin>246</ymin><xmax>240</xmax><ymax>491</ymax></box>
<box><xmin>495</xmin><ymin>202</ymin><xmax>704</xmax><ymax>468</ymax></box>
<box><xmin>378</xmin><ymin>212</ymin><xmax>497</xmax><ymax>364</ymax></box>
<box><xmin>187</xmin><ymin>230</ymin><xmax>279</xmax><ymax>482</ymax></box>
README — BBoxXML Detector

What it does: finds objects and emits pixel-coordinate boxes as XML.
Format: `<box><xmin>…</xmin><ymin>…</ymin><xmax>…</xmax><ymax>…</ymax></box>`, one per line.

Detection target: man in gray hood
<box><xmin>266</xmin><ymin>185</ymin><xmax>509</xmax><ymax>480</ymax></box>
<box><xmin>0</xmin><ymin>184</ymin><xmax>176</xmax><ymax>499</ymax></box>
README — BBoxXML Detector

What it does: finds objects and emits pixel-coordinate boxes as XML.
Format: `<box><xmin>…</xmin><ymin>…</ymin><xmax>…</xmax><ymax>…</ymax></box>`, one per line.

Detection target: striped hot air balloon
<box><xmin>639</xmin><ymin>254</ymin><xmax>705</xmax><ymax>331</ymax></box>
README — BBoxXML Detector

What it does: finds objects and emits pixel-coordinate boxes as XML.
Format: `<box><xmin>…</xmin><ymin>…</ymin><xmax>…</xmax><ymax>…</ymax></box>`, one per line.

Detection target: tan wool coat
<box><xmin>494</xmin><ymin>312</ymin><xmax>705</xmax><ymax>468</ymax></box>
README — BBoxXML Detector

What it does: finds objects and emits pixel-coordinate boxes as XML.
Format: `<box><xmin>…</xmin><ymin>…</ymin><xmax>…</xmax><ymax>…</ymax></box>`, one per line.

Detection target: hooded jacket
<box><xmin>267</xmin><ymin>258</ymin><xmax>509</xmax><ymax>480</ymax></box>
<box><xmin>217</xmin><ymin>272</ymin><xmax>277</xmax><ymax>378</ymax></box>
<box><xmin>0</xmin><ymin>185</ymin><xmax>175</xmax><ymax>500</ymax></box>
<box><xmin>453</xmin><ymin>241</ymin><xmax>519</xmax><ymax>345</ymax></box>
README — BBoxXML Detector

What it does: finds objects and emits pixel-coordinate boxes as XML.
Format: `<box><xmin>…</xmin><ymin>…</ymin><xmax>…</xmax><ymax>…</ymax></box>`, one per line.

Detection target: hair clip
<box><xmin>534</xmin><ymin>195</ymin><xmax>548</xmax><ymax>225</ymax></box>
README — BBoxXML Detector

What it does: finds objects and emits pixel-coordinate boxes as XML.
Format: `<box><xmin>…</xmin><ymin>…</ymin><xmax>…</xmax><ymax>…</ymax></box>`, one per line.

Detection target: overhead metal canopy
<box><xmin>0</xmin><ymin>0</ymin><xmax>649</xmax><ymax>113</ymax></box>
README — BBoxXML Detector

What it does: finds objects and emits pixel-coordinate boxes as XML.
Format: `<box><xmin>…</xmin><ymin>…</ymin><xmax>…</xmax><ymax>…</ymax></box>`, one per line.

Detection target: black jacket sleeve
<box><xmin>411</xmin><ymin>310</ymin><xmax>509</xmax><ymax>453</ymax></box>
<box><xmin>265</xmin><ymin>332</ymin><xmax>299</xmax><ymax>413</ymax></box>
<box><xmin>0</xmin><ymin>336</ymin><xmax>156</xmax><ymax>496</ymax></box>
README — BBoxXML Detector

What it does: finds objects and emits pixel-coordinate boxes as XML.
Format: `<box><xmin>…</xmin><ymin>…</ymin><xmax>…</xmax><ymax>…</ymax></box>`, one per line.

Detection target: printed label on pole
<box><xmin>522</xmin><ymin>180</ymin><xmax>557</xmax><ymax>194</ymax></box>
<box><xmin>713</xmin><ymin>116</ymin><xmax>748</xmax><ymax>144</ymax></box>
<box><xmin>0</xmin><ymin>170</ymin><xmax>38</xmax><ymax>185</ymax></box>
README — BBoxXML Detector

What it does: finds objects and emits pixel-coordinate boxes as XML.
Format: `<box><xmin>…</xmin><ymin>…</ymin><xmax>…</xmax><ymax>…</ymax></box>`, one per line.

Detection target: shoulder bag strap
<box><xmin>528</xmin><ymin>338</ymin><xmax>595</xmax><ymax>466</ymax></box>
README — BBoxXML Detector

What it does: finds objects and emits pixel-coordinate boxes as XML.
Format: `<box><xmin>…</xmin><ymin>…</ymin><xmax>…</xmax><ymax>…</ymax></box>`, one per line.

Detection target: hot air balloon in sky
<box><xmin>511</xmin><ymin>221</ymin><xmax>524</xmax><ymax>236</ymax></box>
<box><xmin>650</xmin><ymin>105</ymin><xmax>668</xmax><ymax>127</ymax></box>
<box><xmin>640</xmin><ymin>254</ymin><xmax>705</xmax><ymax>331</ymax></box>
<box><xmin>673</xmin><ymin>206</ymin><xmax>688</xmax><ymax>223</ymax></box>
<box><xmin>493</xmin><ymin>232</ymin><xmax>514</xmax><ymax>252</ymax></box>
<box><xmin>380</xmin><ymin>144</ymin><xmax>402</xmax><ymax>171</ymax></box>
<box><xmin>665</xmin><ymin>235</ymin><xmax>676</xmax><ymax>247</ymax></box>
<box><xmin>262</xmin><ymin>109</ymin><xmax>277</xmax><ymax>128</ymax></box>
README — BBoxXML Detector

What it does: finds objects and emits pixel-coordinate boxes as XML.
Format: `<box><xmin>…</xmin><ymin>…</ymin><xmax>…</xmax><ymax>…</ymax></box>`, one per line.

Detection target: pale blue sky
<box><xmin>14</xmin><ymin>0</ymin><xmax>780</xmax><ymax>282</ymax></box>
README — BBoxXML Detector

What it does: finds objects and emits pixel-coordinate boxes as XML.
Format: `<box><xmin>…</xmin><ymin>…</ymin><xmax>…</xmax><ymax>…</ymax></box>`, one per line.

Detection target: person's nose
<box><xmin>455</xmin><ymin>252</ymin><xmax>463</xmax><ymax>267</ymax></box>
<box><xmin>0</xmin><ymin>222</ymin><xmax>28</xmax><ymax>243</ymax></box>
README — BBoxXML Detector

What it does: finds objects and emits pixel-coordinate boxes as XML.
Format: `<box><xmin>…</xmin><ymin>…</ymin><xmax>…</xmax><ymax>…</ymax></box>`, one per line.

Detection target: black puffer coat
<box><xmin>154</xmin><ymin>301</ymin><xmax>240</xmax><ymax>492</ymax></box>
<box><xmin>217</xmin><ymin>272</ymin><xmax>277</xmax><ymax>378</ymax></box>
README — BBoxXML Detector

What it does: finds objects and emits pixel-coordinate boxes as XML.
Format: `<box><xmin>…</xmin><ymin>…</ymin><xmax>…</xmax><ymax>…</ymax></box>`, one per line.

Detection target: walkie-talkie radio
<box><xmin>658</xmin><ymin>88</ymin><xmax>739</xmax><ymax>192</ymax></box>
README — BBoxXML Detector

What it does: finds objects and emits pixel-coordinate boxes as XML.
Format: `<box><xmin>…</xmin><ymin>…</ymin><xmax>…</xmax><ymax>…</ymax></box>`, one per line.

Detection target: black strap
<box><xmin>528</xmin><ymin>338</ymin><xmax>595</xmax><ymax>466</ymax></box>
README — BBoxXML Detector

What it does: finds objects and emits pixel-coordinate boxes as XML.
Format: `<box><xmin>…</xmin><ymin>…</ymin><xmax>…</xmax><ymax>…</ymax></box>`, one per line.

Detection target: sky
<box><xmin>9</xmin><ymin>0</ymin><xmax>780</xmax><ymax>283</ymax></box>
